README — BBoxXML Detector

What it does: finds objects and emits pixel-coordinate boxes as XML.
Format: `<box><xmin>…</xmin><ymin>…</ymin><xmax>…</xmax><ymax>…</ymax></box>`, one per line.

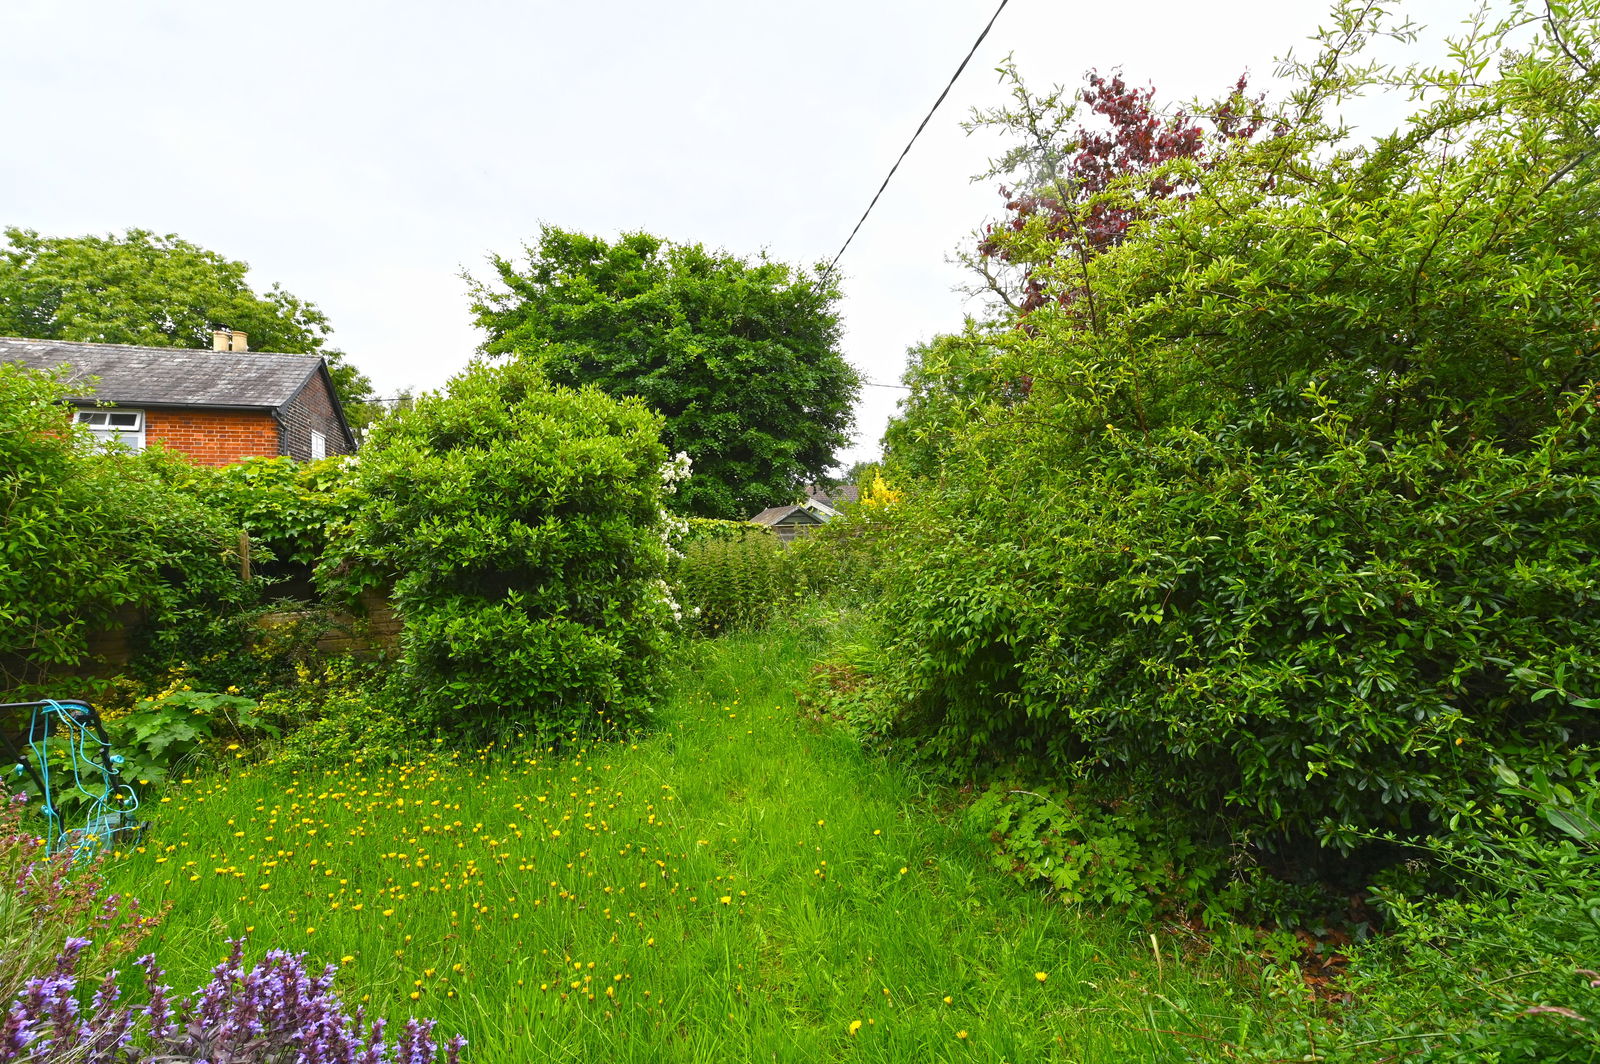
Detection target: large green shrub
<box><xmin>0</xmin><ymin>365</ymin><xmax>253</xmax><ymax>689</ymax></box>
<box><xmin>883</xmin><ymin>395</ymin><xmax>1600</xmax><ymax>848</ymax></box>
<box><xmin>323</xmin><ymin>361</ymin><xmax>675</xmax><ymax>737</ymax></box>
<box><xmin>870</xmin><ymin>0</ymin><xmax>1600</xmax><ymax>876</ymax></box>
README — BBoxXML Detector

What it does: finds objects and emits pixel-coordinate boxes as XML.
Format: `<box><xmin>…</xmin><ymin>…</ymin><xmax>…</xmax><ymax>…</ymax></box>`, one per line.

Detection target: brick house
<box><xmin>0</xmin><ymin>332</ymin><xmax>356</xmax><ymax>466</ymax></box>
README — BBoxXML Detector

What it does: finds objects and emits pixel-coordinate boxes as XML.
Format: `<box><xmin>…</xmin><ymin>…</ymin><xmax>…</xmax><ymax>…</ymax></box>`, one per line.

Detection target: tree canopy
<box><xmin>882</xmin><ymin>330</ymin><xmax>1016</xmax><ymax>478</ymax></box>
<box><xmin>469</xmin><ymin>226</ymin><xmax>859</xmax><ymax>519</ymax></box>
<box><xmin>887</xmin><ymin>70</ymin><xmax>1267</xmax><ymax>477</ymax></box>
<box><xmin>0</xmin><ymin>227</ymin><xmax>373</xmax><ymax>407</ymax></box>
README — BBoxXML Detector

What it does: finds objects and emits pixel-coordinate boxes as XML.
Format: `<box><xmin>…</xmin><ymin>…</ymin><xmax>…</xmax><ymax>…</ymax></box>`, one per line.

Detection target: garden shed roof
<box><xmin>750</xmin><ymin>504</ymin><xmax>827</xmax><ymax>527</ymax></box>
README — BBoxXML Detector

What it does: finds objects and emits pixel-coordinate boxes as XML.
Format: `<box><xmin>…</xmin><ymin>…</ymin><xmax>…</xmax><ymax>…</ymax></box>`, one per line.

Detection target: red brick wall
<box><xmin>145</xmin><ymin>409</ymin><xmax>281</xmax><ymax>467</ymax></box>
<box><xmin>279</xmin><ymin>370</ymin><xmax>354</xmax><ymax>459</ymax></box>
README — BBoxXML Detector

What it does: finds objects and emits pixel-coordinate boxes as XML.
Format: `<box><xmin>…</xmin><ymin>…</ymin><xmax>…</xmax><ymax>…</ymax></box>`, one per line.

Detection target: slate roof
<box><xmin>807</xmin><ymin>483</ymin><xmax>859</xmax><ymax>507</ymax></box>
<box><xmin>0</xmin><ymin>337</ymin><xmax>327</xmax><ymax>410</ymax></box>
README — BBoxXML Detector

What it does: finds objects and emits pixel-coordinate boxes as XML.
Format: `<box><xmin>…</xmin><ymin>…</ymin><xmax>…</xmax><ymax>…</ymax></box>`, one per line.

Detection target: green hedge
<box><xmin>0</xmin><ymin>364</ymin><xmax>253</xmax><ymax>690</ymax></box>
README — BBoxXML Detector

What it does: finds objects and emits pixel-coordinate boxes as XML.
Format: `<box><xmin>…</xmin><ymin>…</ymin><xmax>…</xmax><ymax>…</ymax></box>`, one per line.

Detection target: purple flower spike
<box><xmin>54</xmin><ymin>937</ymin><xmax>92</xmax><ymax>977</ymax></box>
<box><xmin>1</xmin><ymin>1007</ymin><xmax>35</xmax><ymax>1064</ymax></box>
<box><xmin>136</xmin><ymin>954</ymin><xmax>174</xmax><ymax>1042</ymax></box>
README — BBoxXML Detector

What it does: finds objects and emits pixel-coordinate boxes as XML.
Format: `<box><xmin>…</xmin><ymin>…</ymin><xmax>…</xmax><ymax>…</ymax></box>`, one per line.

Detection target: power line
<box><xmin>821</xmin><ymin>0</ymin><xmax>1012</xmax><ymax>281</ymax></box>
<box><xmin>363</xmin><ymin>12</ymin><xmax>999</xmax><ymax>418</ymax></box>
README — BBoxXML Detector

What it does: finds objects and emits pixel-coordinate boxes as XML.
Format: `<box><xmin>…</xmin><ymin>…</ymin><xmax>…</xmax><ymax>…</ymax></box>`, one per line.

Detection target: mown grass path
<box><xmin>110</xmin><ymin>625</ymin><xmax>1254</xmax><ymax>1062</ymax></box>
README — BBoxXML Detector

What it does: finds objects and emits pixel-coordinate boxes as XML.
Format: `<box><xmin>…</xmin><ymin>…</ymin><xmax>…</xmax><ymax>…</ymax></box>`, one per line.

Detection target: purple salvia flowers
<box><xmin>3</xmin><ymin>938</ymin><xmax>466</xmax><ymax>1063</ymax></box>
<box><xmin>1</xmin><ymin>1008</ymin><xmax>34</xmax><ymax>1063</ymax></box>
<box><xmin>9</xmin><ymin>975</ymin><xmax>85</xmax><ymax>1062</ymax></box>
<box><xmin>134</xmin><ymin>956</ymin><xmax>171</xmax><ymax>1042</ymax></box>
<box><xmin>84</xmin><ymin>973</ymin><xmax>135</xmax><ymax>1061</ymax></box>
<box><xmin>51</xmin><ymin>938</ymin><xmax>90</xmax><ymax>979</ymax></box>
<box><xmin>357</xmin><ymin>1016</ymin><xmax>389</xmax><ymax>1064</ymax></box>
<box><xmin>397</xmin><ymin>1018</ymin><xmax>436</xmax><ymax>1064</ymax></box>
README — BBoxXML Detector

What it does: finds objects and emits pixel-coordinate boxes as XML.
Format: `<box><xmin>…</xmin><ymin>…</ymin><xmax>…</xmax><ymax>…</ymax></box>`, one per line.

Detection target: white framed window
<box><xmin>75</xmin><ymin>409</ymin><xmax>145</xmax><ymax>451</ymax></box>
<box><xmin>310</xmin><ymin>430</ymin><xmax>327</xmax><ymax>459</ymax></box>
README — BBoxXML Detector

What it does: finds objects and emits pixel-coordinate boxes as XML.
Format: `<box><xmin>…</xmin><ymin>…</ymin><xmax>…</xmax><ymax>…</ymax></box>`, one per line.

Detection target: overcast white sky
<box><xmin>2</xmin><ymin>0</ymin><xmax>1469</xmax><ymax>469</ymax></box>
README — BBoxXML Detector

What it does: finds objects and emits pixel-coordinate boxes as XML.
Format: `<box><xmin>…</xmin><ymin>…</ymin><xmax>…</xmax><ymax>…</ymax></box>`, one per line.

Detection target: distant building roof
<box><xmin>0</xmin><ymin>337</ymin><xmax>329</xmax><ymax>411</ymax></box>
<box><xmin>807</xmin><ymin>482</ymin><xmax>858</xmax><ymax>508</ymax></box>
<box><xmin>750</xmin><ymin>504</ymin><xmax>828</xmax><ymax>527</ymax></box>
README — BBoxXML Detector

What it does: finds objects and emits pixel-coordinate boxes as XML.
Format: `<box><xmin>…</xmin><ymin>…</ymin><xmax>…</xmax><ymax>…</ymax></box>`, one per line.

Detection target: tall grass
<box><xmin>106</xmin><ymin>618</ymin><xmax>1258</xmax><ymax>1061</ymax></box>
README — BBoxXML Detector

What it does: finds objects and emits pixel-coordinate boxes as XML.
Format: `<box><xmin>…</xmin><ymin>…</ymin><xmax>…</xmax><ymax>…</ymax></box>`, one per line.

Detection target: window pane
<box><xmin>76</xmin><ymin>408</ymin><xmax>145</xmax><ymax>452</ymax></box>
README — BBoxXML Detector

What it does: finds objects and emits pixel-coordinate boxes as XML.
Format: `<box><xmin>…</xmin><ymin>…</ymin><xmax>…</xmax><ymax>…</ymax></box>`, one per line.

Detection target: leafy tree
<box><xmin>961</xmin><ymin>64</ymin><xmax>1269</xmax><ymax>318</ymax></box>
<box><xmin>0</xmin><ymin>227</ymin><xmax>373</xmax><ymax>406</ymax></box>
<box><xmin>469</xmin><ymin>226</ymin><xmax>860</xmax><ymax>519</ymax></box>
<box><xmin>838</xmin><ymin>460</ymin><xmax>880</xmax><ymax>487</ymax></box>
<box><xmin>882</xmin><ymin>329</ymin><xmax>1019</xmax><ymax>478</ymax></box>
<box><xmin>342</xmin><ymin>389</ymin><xmax>415</xmax><ymax>439</ymax></box>
<box><xmin>887</xmin><ymin>69</ymin><xmax>1268</xmax><ymax>471</ymax></box>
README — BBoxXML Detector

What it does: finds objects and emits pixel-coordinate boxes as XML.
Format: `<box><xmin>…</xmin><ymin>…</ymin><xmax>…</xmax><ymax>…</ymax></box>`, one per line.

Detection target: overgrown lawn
<box><xmin>108</xmin><ymin>622</ymin><xmax>1260</xmax><ymax>1062</ymax></box>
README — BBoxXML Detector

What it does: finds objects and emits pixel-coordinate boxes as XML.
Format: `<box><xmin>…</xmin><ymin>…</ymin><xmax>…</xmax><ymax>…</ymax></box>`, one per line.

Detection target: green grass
<box><xmin>107</xmin><ymin>620</ymin><xmax>1262</xmax><ymax>1062</ymax></box>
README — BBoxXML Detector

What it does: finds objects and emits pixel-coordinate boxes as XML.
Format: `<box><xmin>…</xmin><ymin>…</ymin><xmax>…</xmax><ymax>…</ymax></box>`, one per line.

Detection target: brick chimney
<box><xmin>212</xmin><ymin>329</ymin><xmax>249</xmax><ymax>351</ymax></box>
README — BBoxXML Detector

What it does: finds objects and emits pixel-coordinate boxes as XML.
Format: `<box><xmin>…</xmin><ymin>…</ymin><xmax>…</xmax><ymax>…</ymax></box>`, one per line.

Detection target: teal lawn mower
<box><xmin>1</xmin><ymin>699</ymin><xmax>148</xmax><ymax>862</ymax></box>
